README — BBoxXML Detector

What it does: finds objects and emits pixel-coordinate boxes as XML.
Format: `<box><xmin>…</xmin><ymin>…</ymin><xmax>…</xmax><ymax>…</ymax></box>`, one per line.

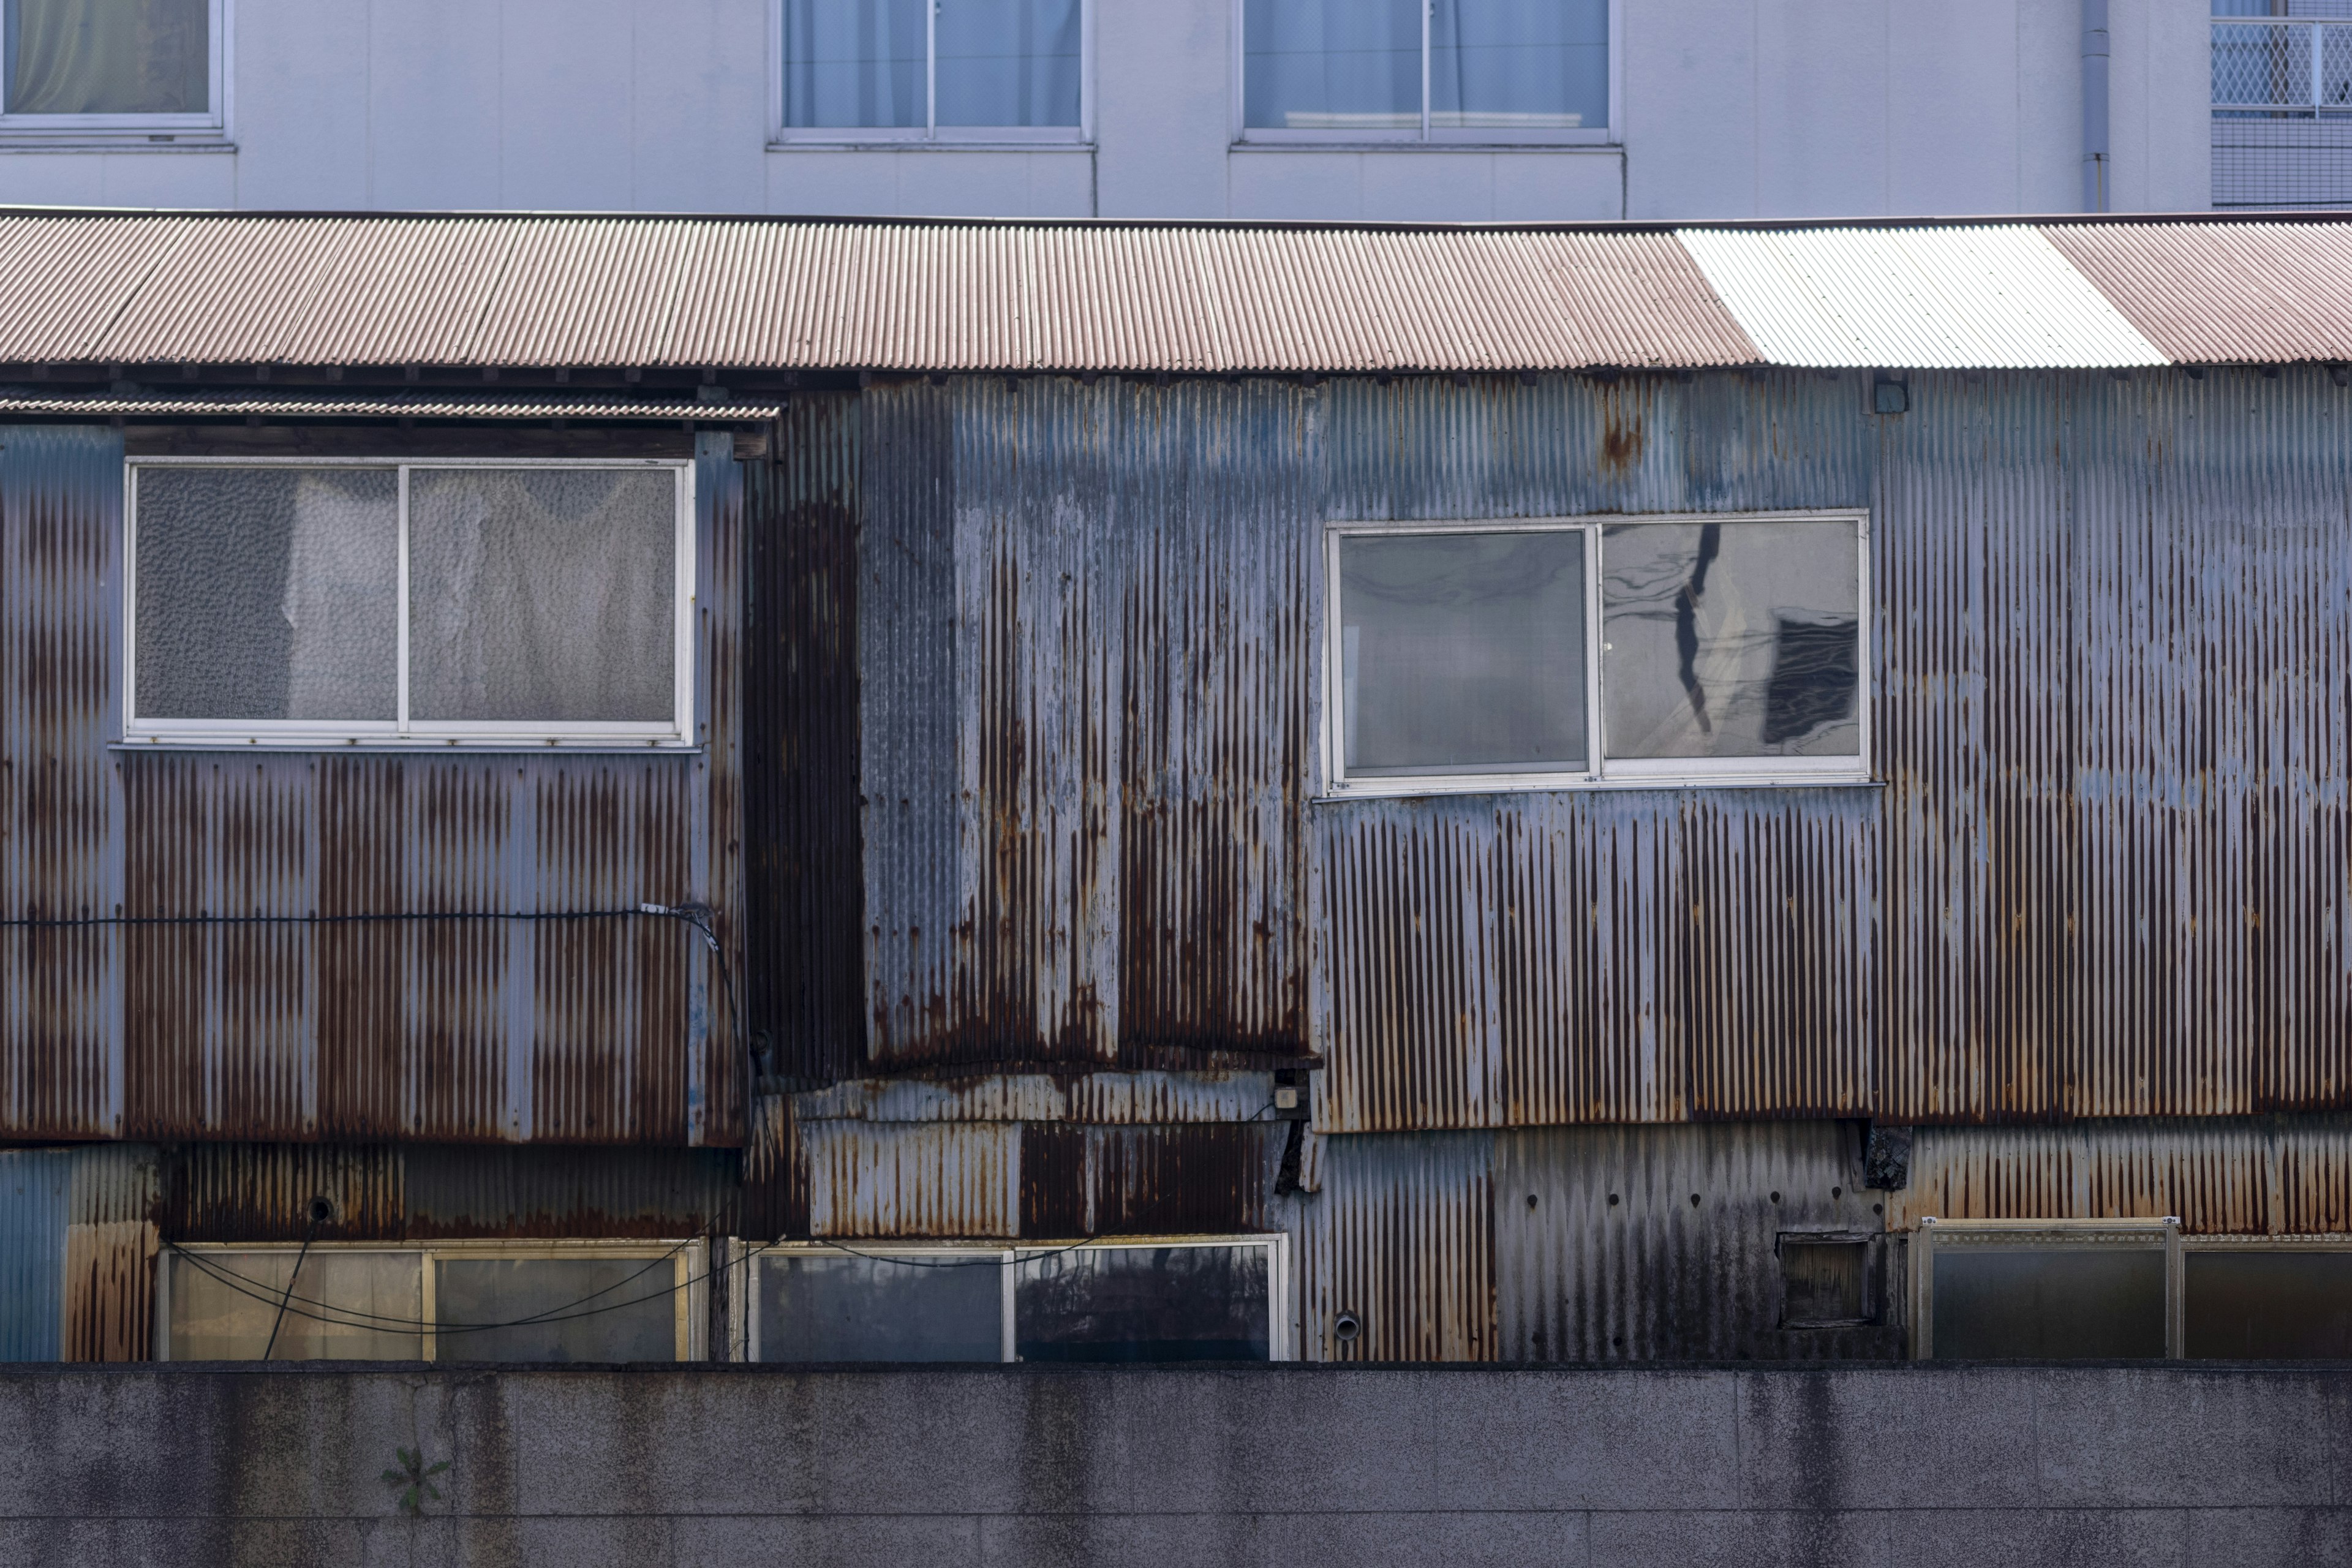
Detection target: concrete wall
<box><xmin>0</xmin><ymin>0</ymin><xmax>2211</xmax><ymax>221</ymax></box>
<box><xmin>5</xmin><ymin>1363</ymin><xmax>2349</xmax><ymax>1566</ymax></box>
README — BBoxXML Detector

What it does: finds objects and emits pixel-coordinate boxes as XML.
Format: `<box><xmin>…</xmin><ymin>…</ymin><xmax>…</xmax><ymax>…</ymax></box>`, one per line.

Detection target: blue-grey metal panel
<box><xmin>0</xmin><ymin>1149</ymin><xmax>70</xmax><ymax>1360</ymax></box>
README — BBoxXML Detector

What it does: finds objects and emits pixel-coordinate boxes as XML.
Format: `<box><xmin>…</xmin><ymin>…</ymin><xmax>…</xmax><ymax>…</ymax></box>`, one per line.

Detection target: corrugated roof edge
<box><xmin>0</xmin><ymin>205</ymin><xmax>2328</xmax><ymax>236</ymax></box>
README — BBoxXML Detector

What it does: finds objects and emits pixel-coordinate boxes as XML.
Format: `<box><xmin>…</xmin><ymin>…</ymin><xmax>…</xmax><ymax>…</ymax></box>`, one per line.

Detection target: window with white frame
<box><xmin>776</xmin><ymin>0</ymin><xmax>1087</xmax><ymax>141</ymax></box>
<box><xmin>1325</xmin><ymin>511</ymin><xmax>1868</xmax><ymax>795</ymax></box>
<box><xmin>158</xmin><ymin>1242</ymin><xmax>707</xmax><ymax>1363</ymax></box>
<box><xmin>745</xmin><ymin>1237</ymin><xmax>1291</xmax><ymax>1362</ymax></box>
<box><xmin>124</xmin><ymin>459</ymin><xmax>694</xmax><ymax>748</ymax></box>
<box><xmin>1242</xmin><ymin>0</ymin><xmax>1610</xmax><ymax>141</ymax></box>
<box><xmin>0</xmin><ymin>0</ymin><xmax>225</xmax><ymax>139</ymax></box>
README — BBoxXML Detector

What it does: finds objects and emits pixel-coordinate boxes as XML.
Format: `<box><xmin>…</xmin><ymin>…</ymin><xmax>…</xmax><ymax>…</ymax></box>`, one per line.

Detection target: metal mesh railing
<box><xmin>2213</xmin><ymin>17</ymin><xmax>2352</xmax><ymax>206</ymax></box>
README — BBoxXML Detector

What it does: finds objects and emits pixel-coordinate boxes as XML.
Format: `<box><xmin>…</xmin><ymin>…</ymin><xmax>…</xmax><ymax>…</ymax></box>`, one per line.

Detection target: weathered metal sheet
<box><xmin>1300</xmin><ymin>1133</ymin><xmax>1494</xmax><ymax>1362</ymax></box>
<box><xmin>0</xmin><ymin>425</ymin><xmax>745</xmax><ymax>1146</ymax></box>
<box><xmin>791</xmin><ymin>1071</ymin><xmax>1278</xmax><ymax>1125</ymax></box>
<box><xmin>0</xmin><ymin>1150</ymin><xmax>69</xmax><ymax>1360</ymax></box>
<box><xmin>801</xmin><ymin>1120</ymin><xmax>1021</xmax><ymax>1238</ymax></box>
<box><xmin>1494</xmin><ymin>1123</ymin><xmax>1895</xmax><ymax>1362</ymax></box>
<box><xmin>2042</xmin><ymin>221</ymin><xmax>2352</xmax><ymax>366</ymax></box>
<box><xmin>1887</xmin><ymin>1117</ymin><xmax>2352</xmax><ymax>1237</ymax></box>
<box><xmin>0</xmin><ymin>213</ymin><xmax>1762</xmax><ymax>373</ymax></box>
<box><xmin>857</xmin><ymin>379</ymin><xmax>1313</xmax><ymax>1072</ymax></box>
<box><xmin>1678</xmin><ymin>226</ymin><xmax>2168</xmax><ymax>369</ymax></box>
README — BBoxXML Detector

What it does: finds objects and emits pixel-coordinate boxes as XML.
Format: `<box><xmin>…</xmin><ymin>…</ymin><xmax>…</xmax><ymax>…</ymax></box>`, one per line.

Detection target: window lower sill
<box><xmin>1231</xmin><ymin>140</ymin><xmax>1620</xmax><ymax>155</ymax></box>
<box><xmin>767</xmin><ymin>139</ymin><xmax>1091</xmax><ymax>154</ymax></box>
<box><xmin>1316</xmin><ymin>774</ymin><xmax>1882</xmax><ymax>803</ymax></box>
<box><xmin>0</xmin><ymin>135</ymin><xmax>233</xmax><ymax>153</ymax></box>
<box><xmin>113</xmin><ymin>739</ymin><xmax>701</xmax><ymax>755</ymax></box>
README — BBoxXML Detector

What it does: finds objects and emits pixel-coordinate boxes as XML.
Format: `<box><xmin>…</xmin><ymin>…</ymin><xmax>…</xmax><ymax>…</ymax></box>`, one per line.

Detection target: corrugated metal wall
<box><xmin>823</xmin><ymin>368</ymin><xmax>2352</xmax><ymax>1131</ymax></box>
<box><xmin>0</xmin><ymin>1150</ymin><xmax>70</xmax><ymax>1359</ymax></box>
<box><xmin>0</xmin><ymin>428</ymin><xmax>745</xmax><ymax>1146</ymax></box>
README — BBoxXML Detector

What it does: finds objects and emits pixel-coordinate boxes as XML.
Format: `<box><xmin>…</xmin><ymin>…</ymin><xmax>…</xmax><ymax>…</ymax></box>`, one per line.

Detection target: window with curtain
<box><xmin>126</xmin><ymin>459</ymin><xmax>693</xmax><ymax>747</ymax></box>
<box><xmin>1244</xmin><ymin>0</ymin><xmax>1609</xmax><ymax>138</ymax></box>
<box><xmin>780</xmin><ymin>0</ymin><xmax>1084</xmax><ymax>136</ymax></box>
<box><xmin>1</xmin><ymin>0</ymin><xmax>213</xmax><ymax>119</ymax></box>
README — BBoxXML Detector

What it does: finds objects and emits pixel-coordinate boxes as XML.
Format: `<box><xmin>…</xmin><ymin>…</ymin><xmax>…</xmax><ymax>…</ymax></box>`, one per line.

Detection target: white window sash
<box><xmin>0</xmin><ymin>0</ymin><xmax>231</xmax><ymax>139</ymax></box>
<box><xmin>122</xmin><ymin>455</ymin><xmax>697</xmax><ymax>750</ymax></box>
<box><xmin>1321</xmin><ymin>509</ymin><xmax>1872</xmax><ymax>797</ymax></box>
<box><xmin>767</xmin><ymin>0</ymin><xmax>1095</xmax><ymax>146</ymax></box>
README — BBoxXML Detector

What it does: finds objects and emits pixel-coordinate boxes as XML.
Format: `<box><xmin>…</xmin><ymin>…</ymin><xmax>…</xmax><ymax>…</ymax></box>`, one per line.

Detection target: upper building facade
<box><xmin>0</xmin><ymin>0</ymin><xmax>2216</xmax><ymax>221</ymax></box>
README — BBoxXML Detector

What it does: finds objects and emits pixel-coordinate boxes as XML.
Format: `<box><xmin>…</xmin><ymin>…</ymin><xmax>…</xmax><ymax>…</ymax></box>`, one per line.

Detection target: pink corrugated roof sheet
<box><xmin>2041</xmin><ymin>221</ymin><xmax>2352</xmax><ymax>365</ymax></box>
<box><xmin>0</xmin><ymin>212</ymin><xmax>1760</xmax><ymax>371</ymax></box>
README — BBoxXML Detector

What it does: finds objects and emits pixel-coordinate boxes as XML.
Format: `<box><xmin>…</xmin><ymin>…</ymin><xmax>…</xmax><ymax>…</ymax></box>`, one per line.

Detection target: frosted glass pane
<box><xmin>1430</xmin><ymin>0</ymin><xmax>1607</xmax><ymax>130</ymax></box>
<box><xmin>2186</xmin><ymin>1251</ymin><xmax>2352</xmax><ymax>1359</ymax></box>
<box><xmin>1340</xmin><ymin>530</ymin><xmax>1587</xmax><ymax>777</ymax></box>
<box><xmin>781</xmin><ymin>0</ymin><xmax>925</xmax><ymax>128</ymax></box>
<box><xmin>757</xmin><ymin>1253</ymin><xmax>1005</xmax><ymax>1362</ymax></box>
<box><xmin>134</xmin><ymin>466</ymin><xmax>398</xmax><ymax>722</ymax></box>
<box><xmin>408</xmin><ymin>468</ymin><xmax>677</xmax><ymax>724</ymax></box>
<box><xmin>1601</xmin><ymin>520</ymin><xmax>1860</xmax><ymax>761</ymax></box>
<box><xmin>1015</xmin><ymin>1245</ymin><xmax>1269</xmax><ymax>1362</ymax></box>
<box><xmin>936</xmin><ymin>0</ymin><xmax>1081</xmax><ymax>127</ymax></box>
<box><xmin>1931</xmin><ymin>1248</ymin><xmax>2165</xmax><ymax>1360</ymax></box>
<box><xmin>169</xmin><ymin>1251</ymin><xmax>422</xmax><ymax>1361</ymax></box>
<box><xmin>1245</xmin><ymin>0</ymin><xmax>1421</xmax><ymax>130</ymax></box>
<box><xmin>6</xmin><ymin>0</ymin><xmax>209</xmax><ymax>115</ymax></box>
<box><xmin>435</xmin><ymin>1256</ymin><xmax>677</xmax><ymax>1363</ymax></box>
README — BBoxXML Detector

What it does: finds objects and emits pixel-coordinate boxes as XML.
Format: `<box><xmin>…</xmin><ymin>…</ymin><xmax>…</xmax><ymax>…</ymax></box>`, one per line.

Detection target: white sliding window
<box><xmin>1324</xmin><ymin>510</ymin><xmax>1869</xmax><ymax>795</ymax></box>
<box><xmin>0</xmin><ymin>0</ymin><xmax>227</xmax><ymax>142</ymax></box>
<box><xmin>124</xmin><ymin>459</ymin><xmax>695</xmax><ymax>749</ymax></box>
<box><xmin>775</xmin><ymin>0</ymin><xmax>1089</xmax><ymax>142</ymax></box>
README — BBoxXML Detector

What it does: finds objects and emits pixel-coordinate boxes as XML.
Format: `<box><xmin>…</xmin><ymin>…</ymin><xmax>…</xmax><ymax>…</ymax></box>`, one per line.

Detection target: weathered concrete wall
<box><xmin>1</xmin><ymin>1364</ymin><xmax>2347</xmax><ymax>1566</ymax></box>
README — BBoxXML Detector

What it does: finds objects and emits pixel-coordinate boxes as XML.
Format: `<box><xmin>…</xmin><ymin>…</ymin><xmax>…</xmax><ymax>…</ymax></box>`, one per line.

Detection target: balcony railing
<box><xmin>2213</xmin><ymin>17</ymin><xmax>2352</xmax><ymax>117</ymax></box>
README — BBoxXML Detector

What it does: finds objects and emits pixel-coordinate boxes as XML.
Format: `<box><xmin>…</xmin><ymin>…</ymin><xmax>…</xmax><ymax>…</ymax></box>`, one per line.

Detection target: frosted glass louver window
<box><xmin>1244</xmin><ymin>0</ymin><xmax>1609</xmax><ymax>137</ymax></box>
<box><xmin>1325</xmin><ymin>511</ymin><xmax>1868</xmax><ymax>794</ymax></box>
<box><xmin>127</xmin><ymin>460</ymin><xmax>692</xmax><ymax>747</ymax></box>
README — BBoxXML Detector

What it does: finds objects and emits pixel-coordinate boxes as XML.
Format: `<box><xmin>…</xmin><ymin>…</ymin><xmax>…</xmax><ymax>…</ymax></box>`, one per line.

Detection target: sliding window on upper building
<box><xmin>1324</xmin><ymin>511</ymin><xmax>1869</xmax><ymax>796</ymax></box>
<box><xmin>774</xmin><ymin>0</ymin><xmax>1088</xmax><ymax>143</ymax></box>
<box><xmin>1240</xmin><ymin>0</ymin><xmax>1613</xmax><ymax>143</ymax></box>
<box><xmin>123</xmin><ymin>459</ymin><xmax>695</xmax><ymax>750</ymax></box>
<box><xmin>0</xmin><ymin>0</ymin><xmax>225</xmax><ymax>143</ymax></box>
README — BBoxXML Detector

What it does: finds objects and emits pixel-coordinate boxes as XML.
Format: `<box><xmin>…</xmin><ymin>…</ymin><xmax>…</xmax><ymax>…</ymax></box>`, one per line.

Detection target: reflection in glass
<box><xmin>1430</xmin><ymin>0</ymin><xmax>1607</xmax><ymax>130</ymax></box>
<box><xmin>407</xmin><ymin>467</ymin><xmax>676</xmax><ymax>724</ymax></box>
<box><xmin>1930</xmin><ymin>1248</ymin><xmax>2166</xmax><ymax>1360</ymax></box>
<box><xmin>1601</xmin><ymin>520</ymin><xmax>1858</xmax><ymax>761</ymax></box>
<box><xmin>135</xmin><ymin>467</ymin><xmax>399</xmax><ymax>722</ymax></box>
<box><xmin>1340</xmin><ymin>531</ymin><xmax>1587</xmax><ymax>778</ymax></box>
<box><xmin>1015</xmin><ymin>1245</ymin><xmax>1269</xmax><ymax>1362</ymax></box>
<box><xmin>757</xmin><ymin>1253</ymin><xmax>1005</xmax><ymax>1362</ymax></box>
<box><xmin>168</xmin><ymin>1251</ymin><xmax>422</xmax><ymax>1361</ymax></box>
<box><xmin>937</xmin><ymin>0</ymin><xmax>1081</xmax><ymax>127</ymax></box>
<box><xmin>2185</xmin><ymin>1251</ymin><xmax>2352</xmax><ymax>1360</ymax></box>
<box><xmin>435</xmin><ymin>1257</ymin><xmax>677</xmax><ymax>1363</ymax></box>
<box><xmin>5</xmin><ymin>0</ymin><xmax>209</xmax><ymax>115</ymax></box>
<box><xmin>1244</xmin><ymin>0</ymin><xmax>1420</xmax><ymax>130</ymax></box>
<box><xmin>782</xmin><ymin>0</ymin><xmax>926</xmax><ymax>129</ymax></box>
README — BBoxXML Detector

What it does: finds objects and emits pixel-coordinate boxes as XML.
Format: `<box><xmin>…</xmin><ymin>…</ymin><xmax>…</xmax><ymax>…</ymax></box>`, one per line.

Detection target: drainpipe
<box><xmin>2082</xmin><ymin>0</ymin><xmax>2110</xmax><ymax>212</ymax></box>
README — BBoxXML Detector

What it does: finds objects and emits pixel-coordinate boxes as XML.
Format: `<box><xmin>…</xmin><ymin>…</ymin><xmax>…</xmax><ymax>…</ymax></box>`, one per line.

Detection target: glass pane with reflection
<box><xmin>1244</xmin><ymin>0</ymin><xmax>1421</xmax><ymax>131</ymax></box>
<box><xmin>1430</xmin><ymin>0</ymin><xmax>1607</xmax><ymax>130</ymax></box>
<box><xmin>757</xmin><ymin>1252</ymin><xmax>1006</xmax><ymax>1362</ymax></box>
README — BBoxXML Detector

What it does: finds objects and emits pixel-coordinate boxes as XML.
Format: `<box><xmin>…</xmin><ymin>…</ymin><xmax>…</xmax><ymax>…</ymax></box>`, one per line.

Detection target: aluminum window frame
<box><xmin>767</xmin><ymin>0</ymin><xmax>1095</xmax><ymax>148</ymax></box>
<box><xmin>155</xmin><ymin>1238</ymin><xmax>707</xmax><ymax>1363</ymax></box>
<box><xmin>742</xmin><ymin>1234</ymin><xmax>1295</xmax><ymax>1363</ymax></box>
<box><xmin>121</xmin><ymin>456</ymin><xmax>697</xmax><ymax>752</ymax></box>
<box><xmin>1232</xmin><ymin>0</ymin><xmax>1621</xmax><ymax>148</ymax></box>
<box><xmin>1320</xmin><ymin>509</ymin><xmax>1872</xmax><ymax>799</ymax></box>
<box><xmin>0</xmin><ymin>0</ymin><xmax>230</xmax><ymax>145</ymax></box>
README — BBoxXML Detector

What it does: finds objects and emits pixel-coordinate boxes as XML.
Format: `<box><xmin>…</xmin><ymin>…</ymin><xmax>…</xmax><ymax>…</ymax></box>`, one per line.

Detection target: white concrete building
<box><xmin>0</xmin><ymin>0</ymin><xmax>2217</xmax><ymax>220</ymax></box>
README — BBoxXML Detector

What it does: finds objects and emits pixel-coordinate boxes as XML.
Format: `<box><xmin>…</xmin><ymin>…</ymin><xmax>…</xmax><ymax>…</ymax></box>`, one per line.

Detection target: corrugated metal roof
<box><xmin>1678</xmin><ymin>225</ymin><xmax>2168</xmax><ymax>369</ymax></box>
<box><xmin>0</xmin><ymin>396</ymin><xmax>782</xmax><ymax>420</ymax></box>
<box><xmin>2040</xmin><ymin>221</ymin><xmax>2352</xmax><ymax>365</ymax></box>
<box><xmin>0</xmin><ymin>213</ymin><xmax>1760</xmax><ymax>373</ymax></box>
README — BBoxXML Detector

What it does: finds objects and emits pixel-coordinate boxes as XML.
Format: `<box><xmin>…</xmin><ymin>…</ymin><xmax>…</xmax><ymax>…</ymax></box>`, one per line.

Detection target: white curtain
<box><xmin>7</xmin><ymin>0</ymin><xmax>207</xmax><ymax>115</ymax></box>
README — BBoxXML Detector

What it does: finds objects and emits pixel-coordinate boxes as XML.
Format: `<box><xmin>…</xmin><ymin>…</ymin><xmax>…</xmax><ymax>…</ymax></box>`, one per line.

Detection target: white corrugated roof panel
<box><xmin>1677</xmin><ymin>225</ymin><xmax>2169</xmax><ymax>369</ymax></box>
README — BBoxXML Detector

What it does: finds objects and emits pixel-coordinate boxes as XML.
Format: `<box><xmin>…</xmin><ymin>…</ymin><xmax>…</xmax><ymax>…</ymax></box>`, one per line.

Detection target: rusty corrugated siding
<box><xmin>2041</xmin><ymin>221</ymin><xmax>2352</xmax><ymax>366</ymax></box>
<box><xmin>0</xmin><ymin>425</ymin><xmax>746</xmax><ymax>1146</ymax></box>
<box><xmin>1300</xmin><ymin>1133</ymin><xmax>1494</xmax><ymax>1362</ymax></box>
<box><xmin>0</xmin><ymin>213</ymin><xmax>1761</xmax><ymax>373</ymax></box>
<box><xmin>745</xmin><ymin>397</ymin><xmax>865</xmax><ymax>1085</ymax></box>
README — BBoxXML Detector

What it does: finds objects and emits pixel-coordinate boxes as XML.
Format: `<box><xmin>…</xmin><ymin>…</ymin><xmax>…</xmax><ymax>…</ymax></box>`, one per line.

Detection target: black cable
<box><xmin>260</xmin><ymin>1210</ymin><xmax>322</xmax><ymax>1359</ymax></box>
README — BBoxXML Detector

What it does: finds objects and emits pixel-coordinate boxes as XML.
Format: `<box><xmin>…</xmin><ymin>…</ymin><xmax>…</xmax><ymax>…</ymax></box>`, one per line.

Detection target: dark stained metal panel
<box><xmin>1300</xmin><ymin>1132</ymin><xmax>1495</xmax><ymax>1362</ymax></box>
<box><xmin>801</xmin><ymin>1120</ymin><xmax>1020</xmax><ymax>1238</ymax></box>
<box><xmin>856</xmin><ymin>379</ymin><xmax>1312</xmax><ymax>1073</ymax></box>
<box><xmin>1494</xmin><ymin>1123</ymin><xmax>1896</xmax><ymax>1363</ymax></box>
<box><xmin>0</xmin><ymin>426</ymin><xmax>122</xmax><ymax>1140</ymax></box>
<box><xmin>2042</xmin><ymin>222</ymin><xmax>2352</xmax><ymax>365</ymax></box>
<box><xmin>789</xmin><ymin>1070</ymin><xmax>1277</xmax><ymax>1125</ymax></box>
<box><xmin>744</xmin><ymin>396</ymin><xmax>866</xmax><ymax>1086</ymax></box>
<box><xmin>0</xmin><ymin>213</ymin><xmax>1762</xmax><ymax>373</ymax></box>
<box><xmin>1016</xmin><ymin>1122</ymin><xmax>1281</xmax><ymax>1238</ymax></box>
